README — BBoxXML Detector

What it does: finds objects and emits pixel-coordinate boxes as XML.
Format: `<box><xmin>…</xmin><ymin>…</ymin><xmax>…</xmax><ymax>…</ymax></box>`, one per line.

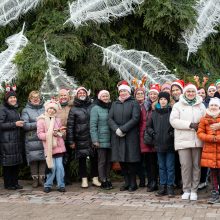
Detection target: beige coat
<box><xmin>170</xmin><ymin>94</ymin><xmax>206</xmax><ymax>151</ymax></box>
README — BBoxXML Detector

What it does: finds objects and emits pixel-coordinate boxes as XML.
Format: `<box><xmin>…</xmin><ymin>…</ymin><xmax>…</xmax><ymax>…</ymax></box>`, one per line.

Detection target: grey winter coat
<box><xmin>21</xmin><ymin>102</ymin><xmax>45</xmax><ymax>164</ymax></box>
<box><xmin>108</xmin><ymin>96</ymin><xmax>141</xmax><ymax>162</ymax></box>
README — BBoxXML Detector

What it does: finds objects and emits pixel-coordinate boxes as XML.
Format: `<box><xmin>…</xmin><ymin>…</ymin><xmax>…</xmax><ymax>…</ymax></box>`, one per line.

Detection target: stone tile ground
<box><xmin>0</xmin><ymin>179</ymin><xmax>219</xmax><ymax>219</ymax></box>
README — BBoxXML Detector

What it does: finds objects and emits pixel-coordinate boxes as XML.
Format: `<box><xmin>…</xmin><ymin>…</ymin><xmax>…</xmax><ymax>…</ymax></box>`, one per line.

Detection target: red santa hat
<box><xmin>117</xmin><ymin>80</ymin><xmax>131</xmax><ymax>94</ymax></box>
<box><xmin>183</xmin><ymin>83</ymin><xmax>197</xmax><ymax>94</ymax></box>
<box><xmin>149</xmin><ymin>84</ymin><xmax>160</xmax><ymax>94</ymax></box>
<box><xmin>171</xmin><ymin>79</ymin><xmax>185</xmax><ymax>91</ymax></box>
<box><xmin>208</xmin><ymin>84</ymin><xmax>217</xmax><ymax>92</ymax></box>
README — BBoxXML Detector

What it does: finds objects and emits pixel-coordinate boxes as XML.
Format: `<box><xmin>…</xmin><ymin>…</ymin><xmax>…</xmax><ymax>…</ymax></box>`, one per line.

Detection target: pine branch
<box><xmin>40</xmin><ymin>41</ymin><xmax>78</xmax><ymax>100</ymax></box>
<box><xmin>64</xmin><ymin>0</ymin><xmax>144</xmax><ymax>28</ymax></box>
<box><xmin>182</xmin><ymin>0</ymin><xmax>220</xmax><ymax>60</ymax></box>
<box><xmin>0</xmin><ymin>0</ymin><xmax>41</xmax><ymax>26</ymax></box>
<box><xmin>94</xmin><ymin>43</ymin><xmax>176</xmax><ymax>86</ymax></box>
<box><xmin>0</xmin><ymin>23</ymin><xmax>28</xmax><ymax>88</ymax></box>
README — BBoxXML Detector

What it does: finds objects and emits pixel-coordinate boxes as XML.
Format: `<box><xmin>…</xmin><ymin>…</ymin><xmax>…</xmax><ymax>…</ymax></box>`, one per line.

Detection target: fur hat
<box><xmin>171</xmin><ymin>80</ymin><xmax>184</xmax><ymax>91</ymax></box>
<box><xmin>183</xmin><ymin>83</ymin><xmax>197</xmax><ymax>94</ymax></box>
<box><xmin>158</xmin><ymin>92</ymin><xmax>170</xmax><ymax>103</ymax></box>
<box><xmin>98</xmin><ymin>90</ymin><xmax>110</xmax><ymax>100</ymax></box>
<box><xmin>117</xmin><ymin>80</ymin><xmax>131</xmax><ymax>94</ymax></box>
<box><xmin>149</xmin><ymin>84</ymin><xmax>160</xmax><ymax>94</ymax></box>
<box><xmin>209</xmin><ymin>97</ymin><xmax>220</xmax><ymax>107</ymax></box>
<box><xmin>44</xmin><ymin>99</ymin><xmax>61</xmax><ymax>112</ymax></box>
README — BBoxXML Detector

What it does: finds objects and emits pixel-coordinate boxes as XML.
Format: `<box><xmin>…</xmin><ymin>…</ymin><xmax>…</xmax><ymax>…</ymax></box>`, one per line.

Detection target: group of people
<box><xmin>0</xmin><ymin>77</ymin><xmax>220</xmax><ymax>204</ymax></box>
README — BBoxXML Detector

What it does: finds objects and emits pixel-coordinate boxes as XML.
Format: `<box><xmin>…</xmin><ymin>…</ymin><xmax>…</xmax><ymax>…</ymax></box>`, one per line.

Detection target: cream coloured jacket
<box><xmin>170</xmin><ymin>94</ymin><xmax>206</xmax><ymax>150</ymax></box>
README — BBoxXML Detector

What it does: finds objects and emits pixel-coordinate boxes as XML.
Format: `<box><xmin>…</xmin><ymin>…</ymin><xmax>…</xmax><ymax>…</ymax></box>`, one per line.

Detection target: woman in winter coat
<box><xmin>197</xmin><ymin>98</ymin><xmax>220</xmax><ymax>204</ymax></box>
<box><xmin>0</xmin><ymin>87</ymin><xmax>23</xmax><ymax>190</ymax></box>
<box><xmin>108</xmin><ymin>81</ymin><xmax>140</xmax><ymax>192</ymax></box>
<box><xmin>146</xmin><ymin>92</ymin><xmax>175</xmax><ymax>197</ymax></box>
<box><xmin>67</xmin><ymin>86</ymin><xmax>100</xmax><ymax>188</ymax></box>
<box><xmin>37</xmin><ymin>100</ymin><xmax>66</xmax><ymax>193</ymax></box>
<box><xmin>170</xmin><ymin>83</ymin><xmax>206</xmax><ymax>201</ymax></box>
<box><xmin>21</xmin><ymin>91</ymin><xmax>45</xmax><ymax>188</ymax></box>
<box><xmin>56</xmin><ymin>88</ymin><xmax>73</xmax><ymax>185</ymax></box>
<box><xmin>143</xmin><ymin>84</ymin><xmax>160</xmax><ymax>192</ymax></box>
<box><xmin>90</xmin><ymin>90</ymin><xmax>112</xmax><ymax>190</ymax></box>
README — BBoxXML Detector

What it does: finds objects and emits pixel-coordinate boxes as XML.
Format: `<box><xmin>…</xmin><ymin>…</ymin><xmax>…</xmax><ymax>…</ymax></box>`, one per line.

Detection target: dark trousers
<box><xmin>210</xmin><ymin>168</ymin><xmax>220</xmax><ymax>192</ymax></box>
<box><xmin>175</xmin><ymin>151</ymin><xmax>182</xmax><ymax>187</ymax></box>
<box><xmin>120</xmin><ymin>162</ymin><xmax>138</xmax><ymax>187</ymax></box>
<box><xmin>97</xmin><ymin>148</ymin><xmax>111</xmax><ymax>182</ymax></box>
<box><xmin>200</xmin><ymin>167</ymin><xmax>208</xmax><ymax>183</ymax></box>
<box><xmin>79</xmin><ymin>151</ymin><xmax>99</xmax><ymax>178</ymax></box>
<box><xmin>145</xmin><ymin>152</ymin><xmax>158</xmax><ymax>185</ymax></box>
<box><xmin>3</xmin><ymin>165</ymin><xmax>19</xmax><ymax>188</ymax></box>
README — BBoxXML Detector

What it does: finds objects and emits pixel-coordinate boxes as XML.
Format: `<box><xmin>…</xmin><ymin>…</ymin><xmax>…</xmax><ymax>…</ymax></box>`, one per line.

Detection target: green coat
<box><xmin>90</xmin><ymin>105</ymin><xmax>111</xmax><ymax>148</ymax></box>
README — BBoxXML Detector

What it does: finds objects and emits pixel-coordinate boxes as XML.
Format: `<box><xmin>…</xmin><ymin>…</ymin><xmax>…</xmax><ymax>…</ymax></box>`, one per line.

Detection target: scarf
<box><xmin>96</xmin><ymin>99</ymin><xmax>111</xmax><ymax>109</ymax></box>
<box><xmin>39</xmin><ymin>112</ymin><xmax>58</xmax><ymax>169</ymax></box>
<box><xmin>183</xmin><ymin>95</ymin><xmax>197</xmax><ymax>106</ymax></box>
<box><xmin>206</xmin><ymin>109</ymin><xmax>220</xmax><ymax>119</ymax></box>
<box><xmin>118</xmin><ymin>94</ymin><xmax>130</xmax><ymax>102</ymax></box>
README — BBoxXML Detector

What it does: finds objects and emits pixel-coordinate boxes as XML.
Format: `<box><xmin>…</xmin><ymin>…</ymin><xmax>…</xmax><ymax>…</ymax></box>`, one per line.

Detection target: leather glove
<box><xmin>116</xmin><ymin>128</ymin><xmax>126</xmax><ymax>137</ymax></box>
<box><xmin>190</xmin><ymin>123</ymin><xmax>199</xmax><ymax>131</ymax></box>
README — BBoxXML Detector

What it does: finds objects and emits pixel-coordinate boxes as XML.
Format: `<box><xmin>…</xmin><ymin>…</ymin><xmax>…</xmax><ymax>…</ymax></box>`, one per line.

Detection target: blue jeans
<box><xmin>44</xmin><ymin>157</ymin><xmax>65</xmax><ymax>188</ymax></box>
<box><xmin>157</xmin><ymin>152</ymin><xmax>175</xmax><ymax>186</ymax></box>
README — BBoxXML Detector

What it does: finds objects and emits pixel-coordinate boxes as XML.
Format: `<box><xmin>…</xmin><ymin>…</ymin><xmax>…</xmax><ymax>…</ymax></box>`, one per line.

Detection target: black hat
<box><xmin>158</xmin><ymin>92</ymin><xmax>170</xmax><ymax>103</ymax></box>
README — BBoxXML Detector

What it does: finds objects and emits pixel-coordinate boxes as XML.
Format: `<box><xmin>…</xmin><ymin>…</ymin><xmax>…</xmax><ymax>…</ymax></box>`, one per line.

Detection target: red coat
<box><xmin>197</xmin><ymin>113</ymin><xmax>220</xmax><ymax>168</ymax></box>
<box><xmin>139</xmin><ymin>104</ymin><xmax>155</xmax><ymax>153</ymax></box>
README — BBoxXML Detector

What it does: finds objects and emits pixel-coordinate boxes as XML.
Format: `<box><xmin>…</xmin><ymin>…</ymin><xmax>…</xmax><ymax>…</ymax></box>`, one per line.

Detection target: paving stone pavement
<box><xmin>0</xmin><ymin>179</ymin><xmax>219</xmax><ymax>220</ymax></box>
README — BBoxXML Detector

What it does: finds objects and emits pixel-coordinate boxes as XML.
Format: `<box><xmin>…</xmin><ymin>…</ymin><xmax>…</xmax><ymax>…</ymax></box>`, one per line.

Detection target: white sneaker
<box><xmin>190</xmin><ymin>192</ymin><xmax>198</xmax><ymax>201</ymax></box>
<box><xmin>81</xmin><ymin>178</ymin><xmax>88</xmax><ymax>188</ymax></box>
<box><xmin>92</xmin><ymin>177</ymin><xmax>101</xmax><ymax>187</ymax></box>
<box><xmin>181</xmin><ymin>192</ymin><xmax>191</xmax><ymax>200</ymax></box>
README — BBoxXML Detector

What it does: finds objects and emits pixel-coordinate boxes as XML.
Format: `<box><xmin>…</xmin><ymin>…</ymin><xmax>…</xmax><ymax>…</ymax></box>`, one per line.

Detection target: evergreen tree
<box><xmin>0</xmin><ymin>0</ymin><xmax>219</xmax><ymax>106</ymax></box>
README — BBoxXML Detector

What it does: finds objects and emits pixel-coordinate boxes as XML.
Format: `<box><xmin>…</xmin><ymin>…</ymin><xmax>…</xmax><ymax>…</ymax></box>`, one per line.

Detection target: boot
<box><xmin>101</xmin><ymin>181</ymin><xmax>109</xmax><ymax>190</ymax></box>
<box><xmin>156</xmin><ymin>185</ymin><xmax>167</xmax><ymax>196</ymax></box>
<box><xmin>32</xmin><ymin>175</ymin><xmax>39</xmax><ymax>188</ymax></box>
<box><xmin>92</xmin><ymin>177</ymin><xmax>101</xmax><ymax>187</ymax></box>
<box><xmin>208</xmin><ymin>190</ymin><xmax>220</xmax><ymax>204</ymax></box>
<box><xmin>139</xmin><ymin>178</ymin><xmax>146</xmax><ymax>187</ymax></box>
<box><xmin>38</xmin><ymin>175</ymin><xmax>45</xmax><ymax>187</ymax></box>
<box><xmin>120</xmin><ymin>174</ymin><xmax>130</xmax><ymax>191</ymax></box>
<box><xmin>81</xmin><ymin>177</ymin><xmax>88</xmax><ymax>188</ymax></box>
<box><xmin>147</xmin><ymin>180</ymin><xmax>158</xmax><ymax>192</ymax></box>
<box><xmin>167</xmin><ymin>185</ymin><xmax>175</xmax><ymax>198</ymax></box>
<box><xmin>128</xmin><ymin>173</ymin><xmax>138</xmax><ymax>192</ymax></box>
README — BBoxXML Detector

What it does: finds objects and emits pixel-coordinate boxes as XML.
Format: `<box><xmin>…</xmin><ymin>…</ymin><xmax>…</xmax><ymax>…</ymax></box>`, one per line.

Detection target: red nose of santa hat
<box><xmin>149</xmin><ymin>84</ymin><xmax>160</xmax><ymax>94</ymax></box>
<box><xmin>117</xmin><ymin>80</ymin><xmax>131</xmax><ymax>93</ymax></box>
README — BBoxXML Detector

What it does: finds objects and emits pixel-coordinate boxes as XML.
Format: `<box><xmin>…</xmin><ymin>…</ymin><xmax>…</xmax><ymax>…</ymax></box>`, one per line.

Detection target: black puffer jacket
<box><xmin>0</xmin><ymin>103</ymin><xmax>23</xmax><ymax>166</ymax></box>
<box><xmin>108</xmin><ymin>96</ymin><xmax>141</xmax><ymax>162</ymax></box>
<box><xmin>67</xmin><ymin>97</ymin><xmax>93</xmax><ymax>158</ymax></box>
<box><xmin>146</xmin><ymin>106</ymin><xmax>174</xmax><ymax>153</ymax></box>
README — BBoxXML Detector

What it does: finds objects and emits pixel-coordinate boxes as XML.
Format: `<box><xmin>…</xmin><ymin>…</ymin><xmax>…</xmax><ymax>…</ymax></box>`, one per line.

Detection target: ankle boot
<box><xmin>128</xmin><ymin>173</ymin><xmax>138</xmax><ymax>192</ymax></box>
<box><xmin>38</xmin><ymin>175</ymin><xmax>45</xmax><ymax>187</ymax></box>
<box><xmin>139</xmin><ymin>178</ymin><xmax>146</xmax><ymax>187</ymax></box>
<box><xmin>147</xmin><ymin>180</ymin><xmax>158</xmax><ymax>192</ymax></box>
<box><xmin>32</xmin><ymin>176</ymin><xmax>38</xmax><ymax>188</ymax></box>
<box><xmin>81</xmin><ymin>177</ymin><xmax>88</xmax><ymax>188</ymax></box>
<box><xmin>156</xmin><ymin>185</ymin><xmax>167</xmax><ymax>196</ymax></box>
<box><xmin>120</xmin><ymin>174</ymin><xmax>130</xmax><ymax>191</ymax></box>
<box><xmin>167</xmin><ymin>185</ymin><xmax>175</xmax><ymax>198</ymax></box>
<box><xmin>92</xmin><ymin>177</ymin><xmax>101</xmax><ymax>187</ymax></box>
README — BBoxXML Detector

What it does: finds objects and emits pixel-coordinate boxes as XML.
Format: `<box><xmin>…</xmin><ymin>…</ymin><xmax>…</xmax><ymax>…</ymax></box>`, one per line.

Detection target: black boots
<box><xmin>167</xmin><ymin>185</ymin><xmax>175</xmax><ymax>197</ymax></box>
<box><xmin>156</xmin><ymin>185</ymin><xmax>167</xmax><ymax>196</ymax></box>
<box><xmin>147</xmin><ymin>180</ymin><xmax>158</xmax><ymax>192</ymax></box>
<box><xmin>120</xmin><ymin>173</ymin><xmax>137</xmax><ymax>192</ymax></box>
<box><xmin>139</xmin><ymin>178</ymin><xmax>146</xmax><ymax>187</ymax></box>
<box><xmin>120</xmin><ymin>173</ymin><xmax>130</xmax><ymax>191</ymax></box>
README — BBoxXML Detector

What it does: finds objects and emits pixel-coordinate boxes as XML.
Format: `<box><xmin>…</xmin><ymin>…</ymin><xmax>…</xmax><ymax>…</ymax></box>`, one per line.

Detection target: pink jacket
<box><xmin>37</xmin><ymin>117</ymin><xmax>66</xmax><ymax>156</ymax></box>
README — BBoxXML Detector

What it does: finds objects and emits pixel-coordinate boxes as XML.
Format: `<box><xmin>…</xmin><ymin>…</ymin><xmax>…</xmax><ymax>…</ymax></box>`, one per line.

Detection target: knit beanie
<box><xmin>98</xmin><ymin>90</ymin><xmax>110</xmax><ymax>100</ymax></box>
<box><xmin>158</xmin><ymin>92</ymin><xmax>170</xmax><ymax>103</ymax></box>
<box><xmin>209</xmin><ymin>97</ymin><xmax>220</xmax><ymax>107</ymax></box>
<box><xmin>161</xmin><ymin>82</ymin><xmax>171</xmax><ymax>91</ymax></box>
<box><xmin>44</xmin><ymin>100</ymin><xmax>61</xmax><ymax>112</ymax></box>
<box><xmin>4</xmin><ymin>85</ymin><xmax>17</xmax><ymax>101</ymax></box>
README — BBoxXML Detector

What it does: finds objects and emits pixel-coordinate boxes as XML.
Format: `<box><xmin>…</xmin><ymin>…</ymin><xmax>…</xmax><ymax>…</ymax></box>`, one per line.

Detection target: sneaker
<box><xmin>44</xmin><ymin>187</ymin><xmax>51</xmax><ymax>193</ymax></box>
<box><xmin>181</xmin><ymin>192</ymin><xmax>190</xmax><ymax>200</ymax></box>
<box><xmin>208</xmin><ymin>191</ymin><xmax>220</xmax><ymax>204</ymax></box>
<box><xmin>57</xmin><ymin>187</ymin><xmax>66</xmax><ymax>192</ymax></box>
<box><xmin>198</xmin><ymin>182</ymin><xmax>207</xmax><ymax>190</ymax></box>
<box><xmin>190</xmin><ymin>192</ymin><xmax>198</xmax><ymax>201</ymax></box>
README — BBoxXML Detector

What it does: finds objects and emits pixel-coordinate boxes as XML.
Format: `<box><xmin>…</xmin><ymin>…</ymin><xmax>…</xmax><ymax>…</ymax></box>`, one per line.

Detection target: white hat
<box><xmin>209</xmin><ymin>98</ymin><xmax>220</xmax><ymax>107</ymax></box>
<box><xmin>98</xmin><ymin>90</ymin><xmax>110</xmax><ymax>100</ymax></box>
<box><xmin>183</xmin><ymin>83</ymin><xmax>197</xmax><ymax>94</ymax></box>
